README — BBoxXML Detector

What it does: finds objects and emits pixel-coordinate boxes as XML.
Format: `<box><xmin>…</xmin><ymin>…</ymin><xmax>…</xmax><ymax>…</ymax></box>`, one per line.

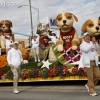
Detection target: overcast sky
<box><xmin>0</xmin><ymin>0</ymin><xmax>100</xmax><ymax>37</ymax></box>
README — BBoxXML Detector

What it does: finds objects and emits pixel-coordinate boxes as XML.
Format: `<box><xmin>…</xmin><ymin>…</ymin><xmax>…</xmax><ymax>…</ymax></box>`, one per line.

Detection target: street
<box><xmin>0</xmin><ymin>81</ymin><xmax>100</xmax><ymax>100</ymax></box>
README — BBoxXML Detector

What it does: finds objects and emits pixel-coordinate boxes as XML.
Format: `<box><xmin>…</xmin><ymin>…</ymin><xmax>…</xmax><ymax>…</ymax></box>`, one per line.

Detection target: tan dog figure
<box><xmin>81</xmin><ymin>18</ymin><xmax>100</xmax><ymax>42</ymax></box>
<box><xmin>81</xmin><ymin>18</ymin><xmax>100</xmax><ymax>55</ymax></box>
<box><xmin>0</xmin><ymin>20</ymin><xmax>13</xmax><ymax>48</ymax></box>
<box><xmin>55</xmin><ymin>12</ymin><xmax>80</xmax><ymax>52</ymax></box>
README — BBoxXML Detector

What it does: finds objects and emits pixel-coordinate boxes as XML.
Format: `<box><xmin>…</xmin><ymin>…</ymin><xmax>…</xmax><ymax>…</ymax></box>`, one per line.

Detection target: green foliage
<box><xmin>0</xmin><ymin>66</ymin><xmax>10</xmax><ymax>72</ymax></box>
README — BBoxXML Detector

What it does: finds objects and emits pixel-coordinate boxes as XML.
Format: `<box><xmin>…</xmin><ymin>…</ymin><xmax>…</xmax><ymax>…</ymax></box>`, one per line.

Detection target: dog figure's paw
<box><xmin>57</xmin><ymin>44</ymin><xmax>63</xmax><ymax>52</ymax></box>
<box><xmin>56</xmin><ymin>40</ymin><xmax>62</xmax><ymax>45</ymax></box>
<box><xmin>48</xmin><ymin>41</ymin><xmax>55</xmax><ymax>44</ymax></box>
<box><xmin>56</xmin><ymin>40</ymin><xmax>63</xmax><ymax>52</ymax></box>
<box><xmin>71</xmin><ymin>46</ymin><xmax>77</xmax><ymax>50</ymax></box>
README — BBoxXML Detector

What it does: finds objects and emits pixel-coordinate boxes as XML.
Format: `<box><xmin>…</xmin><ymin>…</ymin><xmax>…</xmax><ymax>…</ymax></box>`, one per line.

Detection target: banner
<box><xmin>47</xmin><ymin>17</ymin><xmax>59</xmax><ymax>29</ymax></box>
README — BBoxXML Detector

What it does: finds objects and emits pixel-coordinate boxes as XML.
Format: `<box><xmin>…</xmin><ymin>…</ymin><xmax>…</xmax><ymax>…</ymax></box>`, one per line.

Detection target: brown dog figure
<box><xmin>81</xmin><ymin>18</ymin><xmax>100</xmax><ymax>42</ymax></box>
<box><xmin>81</xmin><ymin>18</ymin><xmax>100</xmax><ymax>55</ymax></box>
<box><xmin>0</xmin><ymin>20</ymin><xmax>13</xmax><ymax>48</ymax></box>
<box><xmin>55</xmin><ymin>12</ymin><xmax>80</xmax><ymax>52</ymax></box>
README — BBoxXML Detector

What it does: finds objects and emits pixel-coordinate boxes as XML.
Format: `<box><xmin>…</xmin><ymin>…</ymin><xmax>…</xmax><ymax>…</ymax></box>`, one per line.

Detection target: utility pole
<box><xmin>29</xmin><ymin>0</ymin><xmax>33</xmax><ymax>47</ymax></box>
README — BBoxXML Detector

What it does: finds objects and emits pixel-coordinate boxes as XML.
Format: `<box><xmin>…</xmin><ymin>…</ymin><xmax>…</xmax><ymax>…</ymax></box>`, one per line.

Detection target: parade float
<box><xmin>0</xmin><ymin>14</ymin><xmax>100</xmax><ymax>83</ymax></box>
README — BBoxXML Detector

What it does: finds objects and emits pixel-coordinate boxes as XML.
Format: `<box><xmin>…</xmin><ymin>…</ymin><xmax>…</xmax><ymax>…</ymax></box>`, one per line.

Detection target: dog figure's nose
<box><xmin>63</xmin><ymin>20</ymin><xmax>66</xmax><ymax>24</ymax></box>
<box><xmin>2</xmin><ymin>26</ymin><xmax>5</xmax><ymax>28</ymax></box>
<box><xmin>96</xmin><ymin>26</ymin><xmax>99</xmax><ymax>30</ymax></box>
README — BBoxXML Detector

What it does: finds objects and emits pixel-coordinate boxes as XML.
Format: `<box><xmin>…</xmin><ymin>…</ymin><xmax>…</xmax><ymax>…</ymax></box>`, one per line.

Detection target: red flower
<box><xmin>78</xmin><ymin>68</ymin><xmax>87</xmax><ymax>76</ymax></box>
<box><xmin>72</xmin><ymin>67</ymin><xmax>78</xmax><ymax>74</ymax></box>
<box><xmin>38</xmin><ymin>71</ymin><xmax>42</xmax><ymax>77</ymax></box>
<box><xmin>0</xmin><ymin>71</ymin><xmax>5</xmax><ymax>78</ymax></box>
<box><xmin>48</xmin><ymin>72</ymin><xmax>53</xmax><ymax>77</ymax></box>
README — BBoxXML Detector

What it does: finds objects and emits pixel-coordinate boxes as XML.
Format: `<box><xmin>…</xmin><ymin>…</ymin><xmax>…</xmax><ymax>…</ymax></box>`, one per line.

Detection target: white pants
<box><xmin>11</xmin><ymin>67</ymin><xmax>20</xmax><ymax>91</ymax></box>
<box><xmin>32</xmin><ymin>47</ymin><xmax>40</xmax><ymax>60</ymax></box>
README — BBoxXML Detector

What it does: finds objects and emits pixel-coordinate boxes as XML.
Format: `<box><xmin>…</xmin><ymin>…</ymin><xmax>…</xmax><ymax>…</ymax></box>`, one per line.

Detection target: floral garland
<box><xmin>3</xmin><ymin>65</ymin><xmax>87</xmax><ymax>80</ymax></box>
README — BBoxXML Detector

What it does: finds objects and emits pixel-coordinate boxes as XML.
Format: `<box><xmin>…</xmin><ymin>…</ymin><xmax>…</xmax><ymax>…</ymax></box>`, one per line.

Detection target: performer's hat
<box><xmin>13</xmin><ymin>41</ymin><xmax>19</xmax><ymax>45</ymax></box>
<box><xmin>52</xmin><ymin>30</ymin><xmax>56</xmax><ymax>34</ymax></box>
<box><xmin>33</xmin><ymin>34</ymin><xmax>37</xmax><ymax>37</ymax></box>
<box><xmin>83</xmin><ymin>32</ymin><xmax>90</xmax><ymax>37</ymax></box>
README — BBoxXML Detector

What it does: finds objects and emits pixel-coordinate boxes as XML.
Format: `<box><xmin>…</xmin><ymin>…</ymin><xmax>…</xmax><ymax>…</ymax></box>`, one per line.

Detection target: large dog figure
<box><xmin>81</xmin><ymin>18</ymin><xmax>100</xmax><ymax>42</ymax></box>
<box><xmin>0</xmin><ymin>20</ymin><xmax>14</xmax><ymax>48</ymax></box>
<box><xmin>55</xmin><ymin>12</ymin><xmax>80</xmax><ymax>51</ymax></box>
<box><xmin>81</xmin><ymin>17</ymin><xmax>100</xmax><ymax>55</ymax></box>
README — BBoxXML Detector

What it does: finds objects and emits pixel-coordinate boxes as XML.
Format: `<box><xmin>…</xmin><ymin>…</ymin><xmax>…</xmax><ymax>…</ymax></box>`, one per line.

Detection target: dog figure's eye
<box><xmin>89</xmin><ymin>24</ymin><xmax>94</xmax><ymax>27</ymax></box>
<box><xmin>58</xmin><ymin>18</ymin><xmax>62</xmax><ymax>21</ymax></box>
<box><xmin>98</xmin><ymin>23</ymin><xmax>100</xmax><ymax>26</ymax></box>
<box><xmin>0</xmin><ymin>24</ymin><xmax>3</xmax><ymax>26</ymax></box>
<box><xmin>5</xmin><ymin>24</ymin><xmax>9</xmax><ymax>27</ymax></box>
<box><xmin>67</xmin><ymin>16</ymin><xmax>71</xmax><ymax>19</ymax></box>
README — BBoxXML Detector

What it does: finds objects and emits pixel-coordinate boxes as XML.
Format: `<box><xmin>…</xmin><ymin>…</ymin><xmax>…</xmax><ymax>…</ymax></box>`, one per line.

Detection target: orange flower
<box><xmin>0</xmin><ymin>55</ymin><xmax>8</xmax><ymax>68</ymax></box>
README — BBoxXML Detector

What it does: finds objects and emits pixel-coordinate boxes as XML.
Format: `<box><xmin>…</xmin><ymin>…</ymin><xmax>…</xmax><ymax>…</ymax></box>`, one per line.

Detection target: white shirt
<box><xmin>89</xmin><ymin>43</ymin><xmax>99</xmax><ymax>60</ymax></box>
<box><xmin>32</xmin><ymin>39</ymin><xmax>39</xmax><ymax>48</ymax></box>
<box><xmin>47</xmin><ymin>34</ymin><xmax>58</xmax><ymax>44</ymax></box>
<box><xmin>80</xmin><ymin>41</ymin><xmax>99</xmax><ymax>68</ymax></box>
<box><xmin>5</xmin><ymin>39</ymin><xmax>13</xmax><ymax>49</ymax></box>
<box><xmin>7</xmin><ymin>48</ymin><xmax>23</xmax><ymax>68</ymax></box>
<box><xmin>32</xmin><ymin>34</ymin><xmax>40</xmax><ymax>48</ymax></box>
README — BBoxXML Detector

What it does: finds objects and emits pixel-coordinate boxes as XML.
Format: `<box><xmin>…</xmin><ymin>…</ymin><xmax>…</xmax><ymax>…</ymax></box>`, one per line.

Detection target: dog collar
<box><xmin>60</xmin><ymin>27</ymin><xmax>75</xmax><ymax>48</ymax></box>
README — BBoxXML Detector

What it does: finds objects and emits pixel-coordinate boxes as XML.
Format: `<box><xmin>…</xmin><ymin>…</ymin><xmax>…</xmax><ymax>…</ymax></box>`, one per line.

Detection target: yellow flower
<box><xmin>68</xmin><ymin>67</ymin><xmax>74</xmax><ymax>73</ymax></box>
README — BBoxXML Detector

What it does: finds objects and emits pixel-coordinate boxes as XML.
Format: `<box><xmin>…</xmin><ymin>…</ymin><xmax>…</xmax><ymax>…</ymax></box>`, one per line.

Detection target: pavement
<box><xmin>0</xmin><ymin>85</ymin><xmax>100</xmax><ymax>100</ymax></box>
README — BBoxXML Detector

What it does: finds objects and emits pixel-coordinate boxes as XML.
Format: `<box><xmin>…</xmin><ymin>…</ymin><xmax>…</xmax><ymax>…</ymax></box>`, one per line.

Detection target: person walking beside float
<box><xmin>80</xmin><ymin>32</ymin><xmax>100</xmax><ymax>96</ymax></box>
<box><xmin>7</xmin><ymin>42</ymin><xmax>23</xmax><ymax>94</ymax></box>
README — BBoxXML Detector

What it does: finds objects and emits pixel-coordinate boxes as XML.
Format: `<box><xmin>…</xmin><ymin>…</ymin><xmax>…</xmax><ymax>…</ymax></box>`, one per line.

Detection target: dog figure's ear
<box><xmin>81</xmin><ymin>20</ymin><xmax>89</xmax><ymax>32</ymax></box>
<box><xmin>98</xmin><ymin>16</ymin><xmax>100</xmax><ymax>20</ymax></box>
<box><xmin>6</xmin><ymin>20</ymin><xmax>12</xmax><ymax>27</ymax></box>
<box><xmin>46</xmin><ymin>23</ymin><xmax>49</xmax><ymax>27</ymax></box>
<box><xmin>70</xmin><ymin>13</ymin><xmax>78</xmax><ymax>22</ymax></box>
<box><xmin>55</xmin><ymin>14</ymin><xmax>62</xmax><ymax>26</ymax></box>
<box><xmin>0</xmin><ymin>22</ymin><xmax>2</xmax><ymax>27</ymax></box>
<box><xmin>9</xmin><ymin>21</ymin><xmax>12</xmax><ymax>27</ymax></box>
<box><xmin>37</xmin><ymin>23</ymin><xmax>42</xmax><ymax>30</ymax></box>
<box><xmin>38</xmin><ymin>23</ymin><xmax>42</xmax><ymax>27</ymax></box>
<box><xmin>54</xmin><ymin>18</ymin><xmax>58</xmax><ymax>26</ymax></box>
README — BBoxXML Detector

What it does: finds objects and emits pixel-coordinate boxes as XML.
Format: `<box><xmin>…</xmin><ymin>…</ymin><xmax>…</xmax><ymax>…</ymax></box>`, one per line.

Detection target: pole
<box><xmin>29</xmin><ymin>0</ymin><xmax>33</xmax><ymax>36</ymax></box>
<box><xmin>29</xmin><ymin>0</ymin><xmax>33</xmax><ymax>47</ymax></box>
<box><xmin>37</xmin><ymin>8</ymin><xmax>39</xmax><ymax>24</ymax></box>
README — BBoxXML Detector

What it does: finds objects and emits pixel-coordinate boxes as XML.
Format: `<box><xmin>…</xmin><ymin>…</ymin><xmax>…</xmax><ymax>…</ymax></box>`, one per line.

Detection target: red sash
<box><xmin>60</xmin><ymin>27</ymin><xmax>75</xmax><ymax>48</ymax></box>
<box><xmin>1</xmin><ymin>31</ymin><xmax>12</xmax><ymax>39</ymax></box>
<box><xmin>39</xmin><ymin>36</ymin><xmax>48</xmax><ymax>46</ymax></box>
